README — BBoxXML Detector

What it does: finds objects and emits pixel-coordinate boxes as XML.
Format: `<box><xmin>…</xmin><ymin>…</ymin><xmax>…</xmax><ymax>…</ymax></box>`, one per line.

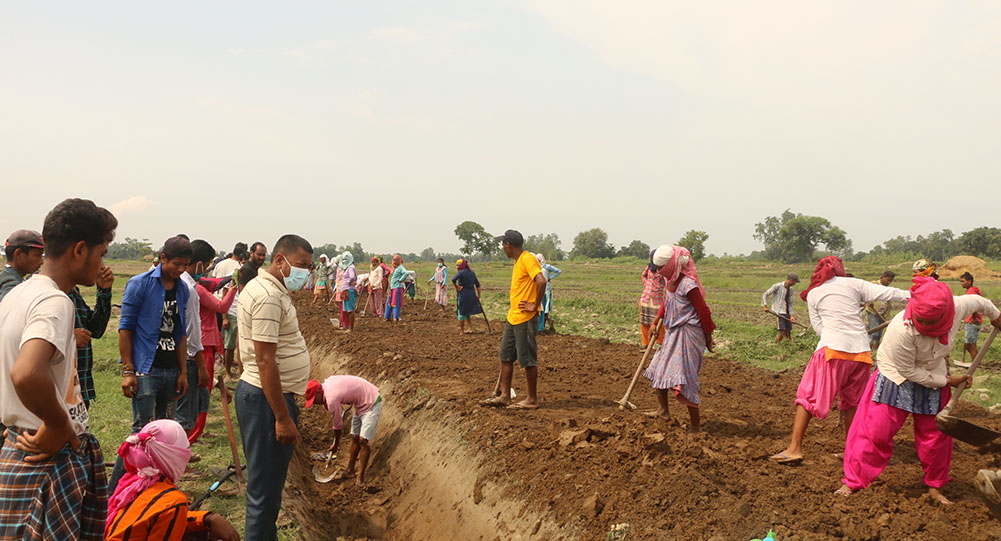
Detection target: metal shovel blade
<box><xmin>313</xmin><ymin>462</ymin><xmax>338</xmax><ymax>483</ymax></box>
<box><xmin>936</xmin><ymin>415</ymin><xmax>1001</xmax><ymax>447</ymax></box>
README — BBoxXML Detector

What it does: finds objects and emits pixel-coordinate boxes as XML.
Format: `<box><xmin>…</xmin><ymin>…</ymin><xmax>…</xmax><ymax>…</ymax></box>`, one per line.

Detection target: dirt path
<box><xmin>284</xmin><ymin>294</ymin><xmax>1001</xmax><ymax>540</ymax></box>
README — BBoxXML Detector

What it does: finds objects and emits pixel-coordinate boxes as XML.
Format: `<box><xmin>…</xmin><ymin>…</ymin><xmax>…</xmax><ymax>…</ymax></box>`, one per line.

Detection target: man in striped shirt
<box><xmin>236</xmin><ymin>234</ymin><xmax>313</xmax><ymax>541</ymax></box>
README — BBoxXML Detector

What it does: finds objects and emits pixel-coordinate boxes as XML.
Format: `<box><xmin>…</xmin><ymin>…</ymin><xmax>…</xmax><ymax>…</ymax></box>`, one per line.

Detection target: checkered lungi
<box><xmin>0</xmin><ymin>428</ymin><xmax>107</xmax><ymax>540</ymax></box>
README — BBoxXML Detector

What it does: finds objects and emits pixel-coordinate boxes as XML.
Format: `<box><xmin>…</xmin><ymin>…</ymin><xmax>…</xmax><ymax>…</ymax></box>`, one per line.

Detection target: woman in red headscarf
<box><xmin>643</xmin><ymin>245</ymin><xmax>715</xmax><ymax>432</ymax></box>
<box><xmin>837</xmin><ymin>276</ymin><xmax>1001</xmax><ymax>504</ymax></box>
<box><xmin>771</xmin><ymin>256</ymin><xmax>910</xmax><ymax>465</ymax></box>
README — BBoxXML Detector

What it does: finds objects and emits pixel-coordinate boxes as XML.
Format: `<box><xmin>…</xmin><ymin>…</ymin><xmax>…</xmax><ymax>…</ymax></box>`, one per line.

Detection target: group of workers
<box><xmin>2</xmin><ymin>197</ymin><xmax>999</xmax><ymax>541</ymax></box>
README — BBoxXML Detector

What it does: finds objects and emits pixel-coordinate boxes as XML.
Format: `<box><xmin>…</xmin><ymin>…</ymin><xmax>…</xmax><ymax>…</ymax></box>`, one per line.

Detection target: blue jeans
<box><xmin>235</xmin><ymin>380</ymin><xmax>299</xmax><ymax>541</ymax></box>
<box><xmin>174</xmin><ymin>358</ymin><xmax>200</xmax><ymax>431</ymax></box>
<box><xmin>108</xmin><ymin>366</ymin><xmax>180</xmax><ymax>493</ymax></box>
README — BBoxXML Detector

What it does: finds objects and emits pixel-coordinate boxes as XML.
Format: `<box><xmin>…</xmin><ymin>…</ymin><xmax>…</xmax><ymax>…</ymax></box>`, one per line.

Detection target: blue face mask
<box><xmin>280</xmin><ymin>255</ymin><xmax>309</xmax><ymax>291</ymax></box>
<box><xmin>193</xmin><ymin>263</ymin><xmax>205</xmax><ymax>280</ymax></box>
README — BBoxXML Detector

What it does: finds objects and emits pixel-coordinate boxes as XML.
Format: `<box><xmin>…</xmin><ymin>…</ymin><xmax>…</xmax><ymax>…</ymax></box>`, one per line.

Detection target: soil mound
<box><xmin>939</xmin><ymin>256</ymin><xmax>1001</xmax><ymax>280</ymax></box>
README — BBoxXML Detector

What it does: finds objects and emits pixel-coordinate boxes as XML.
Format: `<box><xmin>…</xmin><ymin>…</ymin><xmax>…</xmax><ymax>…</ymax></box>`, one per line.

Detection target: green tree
<box><xmin>753</xmin><ymin>210</ymin><xmax>849</xmax><ymax>263</ymax></box>
<box><xmin>454</xmin><ymin>221</ymin><xmax>486</xmax><ymax>256</ymax></box>
<box><xmin>677</xmin><ymin>230</ymin><xmax>709</xmax><ymax>261</ymax></box>
<box><xmin>957</xmin><ymin>227</ymin><xmax>1001</xmax><ymax>259</ymax></box>
<box><xmin>570</xmin><ymin>228</ymin><xmax>615</xmax><ymax>259</ymax></box>
<box><xmin>107</xmin><ymin>237</ymin><xmax>153</xmax><ymax>260</ymax></box>
<box><xmin>524</xmin><ymin>233</ymin><xmax>565</xmax><ymax>260</ymax></box>
<box><xmin>419</xmin><ymin>247</ymin><xmax>436</xmax><ymax>261</ymax></box>
<box><xmin>617</xmin><ymin>240</ymin><xmax>651</xmax><ymax>259</ymax></box>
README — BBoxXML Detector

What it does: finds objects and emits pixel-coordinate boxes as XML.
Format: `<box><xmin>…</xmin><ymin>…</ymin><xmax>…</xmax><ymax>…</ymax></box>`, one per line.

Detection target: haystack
<box><xmin>938</xmin><ymin>255</ymin><xmax>1001</xmax><ymax>280</ymax></box>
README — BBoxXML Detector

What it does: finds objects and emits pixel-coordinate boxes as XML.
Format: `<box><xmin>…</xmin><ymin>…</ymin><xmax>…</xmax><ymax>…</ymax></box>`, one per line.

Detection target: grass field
<box><xmin>80</xmin><ymin>256</ymin><xmax>1001</xmax><ymax>537</ymax></box>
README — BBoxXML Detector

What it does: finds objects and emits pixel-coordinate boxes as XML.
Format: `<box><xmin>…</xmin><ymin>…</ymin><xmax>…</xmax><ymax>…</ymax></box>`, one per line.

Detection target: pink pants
<box><xmin>842</xmin><ymin>372</ymin><xmax>952</xmax><ymax>490</ymax></box>
<box><xmin>795</xmin><ymin>349</ymin><xmax>870</xmax><ymax>419</ymax></box>
<box><xmin>371</xmin><ymin>289</ymin><xmax>384</xmax><ymax>316</ymax></box>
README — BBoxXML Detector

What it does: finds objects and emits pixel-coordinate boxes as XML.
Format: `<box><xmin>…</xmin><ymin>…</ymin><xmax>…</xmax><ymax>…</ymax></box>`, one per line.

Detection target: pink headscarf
<box><xmin>106</xmin><ymin>420</ymin><xmax>191</xmax><ymax>533</ymax></box>
<box><xmin>653</xmin><ymin>245</ymin><xmax>704</xmax><ymax>295</ymax></box>
<box><xmin>905</xmin><ymin>276</ymin><xmax>956</xmax><ymax>345</ymax></box>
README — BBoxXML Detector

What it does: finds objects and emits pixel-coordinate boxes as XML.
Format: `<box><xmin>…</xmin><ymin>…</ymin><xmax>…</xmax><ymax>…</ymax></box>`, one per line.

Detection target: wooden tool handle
<box><xmin>619</xmin><ymin>319</ymin><xmax>663</xmax><ymax>410</ymax></box>
<box><xmin>941</xmin><ymin>326</ymin><xmax>998</xmax><ymax>417</ymax></box>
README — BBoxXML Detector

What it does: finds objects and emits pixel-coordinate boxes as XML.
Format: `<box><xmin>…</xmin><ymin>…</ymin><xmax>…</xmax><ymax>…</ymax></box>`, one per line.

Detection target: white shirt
<box><xmin>877</xmin><ymin>295</ymin><xmax>1000</xmax><ymax>388</ymax></box>
<box><xmin>180</xmin><ymin>272</ymin><xmax>203</xmax><ymax>358</ymax></box>
<box><xmin>0</xmin><ymin>275</ymin><xmax>89</xmax><ymax>435</ymax></box>
<box><xmin>807</xmin><ymin>276</ymin><xmax>910</xmax><ymax>354</ymax></box>
<box><xmin>212</xmin><ymin>258</ymin><xmax>241</xmax><ymax>279</ymax></box>
<box><xmin>762</xmin><ymin>282</ymin><xmax>795</xmax><ymax>315</ymax></box>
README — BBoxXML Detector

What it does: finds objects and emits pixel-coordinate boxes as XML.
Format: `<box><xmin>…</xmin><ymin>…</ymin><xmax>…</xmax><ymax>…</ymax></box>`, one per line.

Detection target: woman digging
<box><xmin>642</xmin><ymin>245</ymin><xmax>715</xmax><ymax>433</ymax></box>
<box><xmin>837</xmin><ymin>276</ymin><xmax>1001</xmax><ymax>504</ymax></box>
<box><xmin>337</xmin><ymin>251</ymin><xmax>358</xmax><ymax>331</ymax></box>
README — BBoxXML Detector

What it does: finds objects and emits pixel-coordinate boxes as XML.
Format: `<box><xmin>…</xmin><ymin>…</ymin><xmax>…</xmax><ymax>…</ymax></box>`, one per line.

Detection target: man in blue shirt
<box><xmin>108</xmin><ymin>236</ymin><xmax>191</xmax><ymax>492</ymax></box>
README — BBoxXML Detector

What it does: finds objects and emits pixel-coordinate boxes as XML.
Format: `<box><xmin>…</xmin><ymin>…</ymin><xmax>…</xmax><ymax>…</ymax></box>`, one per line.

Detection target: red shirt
<box><xmin>966</xmin><ymin>286</ymin><xmax>984</xmax><ymax>324</ymax></box>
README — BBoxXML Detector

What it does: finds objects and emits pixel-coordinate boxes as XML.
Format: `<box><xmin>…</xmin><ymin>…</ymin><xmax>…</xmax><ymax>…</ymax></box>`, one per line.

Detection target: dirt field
<box><xmin>282</xmin><ymin>293</ymin><xmax>1001</xmax><ymax>540</ymax></box>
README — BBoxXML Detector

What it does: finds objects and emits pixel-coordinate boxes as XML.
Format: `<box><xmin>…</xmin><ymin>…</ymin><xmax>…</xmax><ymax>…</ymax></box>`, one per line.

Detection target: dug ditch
<box><xmin>282</xmin><ymin>294</ymin><xmax>1001</xmax><ymax>540</ymax></box>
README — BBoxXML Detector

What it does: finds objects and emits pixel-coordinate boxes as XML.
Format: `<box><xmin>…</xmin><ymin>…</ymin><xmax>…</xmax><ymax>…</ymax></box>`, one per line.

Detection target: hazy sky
<box><xmin>2</xmin><ymin>2</ymin><xmax>999</xmax><ymax>257</ymax></box>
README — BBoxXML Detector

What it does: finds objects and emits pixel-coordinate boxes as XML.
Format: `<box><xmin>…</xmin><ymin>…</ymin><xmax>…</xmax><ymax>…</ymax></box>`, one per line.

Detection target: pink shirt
<box><xmin>640</xmin><ymin>269</ymin><xmax>667</xmax><ymax>306</ymax></box>
<box><xmin>321</xmin><ymin>375</ymin><xmax>380</xmax><ymax>430</ymax></box>
<box><xmin>196</xmin><ymin>284</ymin><xmax>236</xmax><ymax>349</ymax></box>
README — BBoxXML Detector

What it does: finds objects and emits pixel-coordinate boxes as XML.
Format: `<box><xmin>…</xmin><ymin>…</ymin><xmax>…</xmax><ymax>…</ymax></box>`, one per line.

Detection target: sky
<box><xmin>2</xmin><ymin>1</ymin><xmax>1000</xmax><ymax>257</ymax></box>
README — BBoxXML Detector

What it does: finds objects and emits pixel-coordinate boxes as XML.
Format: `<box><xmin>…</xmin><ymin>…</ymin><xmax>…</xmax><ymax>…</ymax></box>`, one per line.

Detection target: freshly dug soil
<box><xmin>284</xmin><ymin>294</ymin><xmax>1001</xmax><ymax>540</ymax></box>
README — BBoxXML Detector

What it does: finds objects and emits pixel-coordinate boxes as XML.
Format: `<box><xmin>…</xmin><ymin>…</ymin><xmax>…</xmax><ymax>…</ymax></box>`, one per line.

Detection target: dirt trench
<box><xmin>278</xmin><ymin>295</ymin><xmax>1001</xmax><ymax>540</ymax></box>
<box><xmin>283</xmin><ymin>346</ymin><xmax>567</xmax><ymax>540</ymax></box>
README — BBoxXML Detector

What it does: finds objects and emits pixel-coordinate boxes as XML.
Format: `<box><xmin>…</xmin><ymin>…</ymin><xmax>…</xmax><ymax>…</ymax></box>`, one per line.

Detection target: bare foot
<box><xmin>335</xmin><ymin>470</ymin><xmax>356</xmax><ymax>482</ymax></box>
<box><xmin>643</xmin><ymin>409</ymin><xmax>670</xmax><ymax>422</ymax></box>
<box><xmin>687</xmin><ymin>425</ymin><xmax>702</xmax><ymax>434</ymax></box>
<box><xmin>835</xmin><ymin>484</ymin><xmax>854</xmax><ymax>497</ymax></box>
<box><xmin>355</xmin><ymin>477</ymin><xmax>366</xmax><ymax>488</ymax></box>
<box><xmin>928</xmin><ymin>487</ymin><xmax>953</xmax><ymax>505</ymax></box>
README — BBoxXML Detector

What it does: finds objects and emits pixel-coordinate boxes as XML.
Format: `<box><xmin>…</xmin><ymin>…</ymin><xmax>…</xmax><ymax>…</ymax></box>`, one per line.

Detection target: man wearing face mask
<box><xmin>235</xmin><ymin>234</ymin><xmax>313</xmax><ymax>541</ymax></box>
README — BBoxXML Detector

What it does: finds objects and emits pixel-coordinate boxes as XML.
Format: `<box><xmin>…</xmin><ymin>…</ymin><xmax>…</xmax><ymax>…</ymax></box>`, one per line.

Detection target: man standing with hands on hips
<box><xmin>481</xmin><ymin>229</ymin><xmax>547</xmax><ymax>410</ymax></box>
<box><xmin>236</xmin><ymin>234</ymin><xmax>313</xmax><ymax>541</ymax></box>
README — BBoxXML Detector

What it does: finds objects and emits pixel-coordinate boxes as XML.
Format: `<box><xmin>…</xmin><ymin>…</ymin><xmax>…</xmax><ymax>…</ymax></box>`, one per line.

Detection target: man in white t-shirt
<box><xmin>213</xmin><ymin>244</ymin><xmax>245</xmax><ymax>378</ymax></box>
<box><xmin>0</xmin><ymin>198</ymin><xmax>118</xmax><ymax>540</ymax></box>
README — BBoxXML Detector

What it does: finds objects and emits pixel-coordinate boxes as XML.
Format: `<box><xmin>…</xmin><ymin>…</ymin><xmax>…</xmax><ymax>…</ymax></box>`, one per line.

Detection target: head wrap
<box><xmin>392</xmin><ymin>254</ymin><xmax>402</xmax><ymax>267</ymax></box>
<box><xmin>319</xmin><ymin>254</ymin><xmax>328</xmax><ymax>262</ymax></box>
<box><xmin>536</xmin><ymin>253</ymin><xmax>547</xmax><ymax>266</ymax></box>
<box><xmin>338</xmin><ymin>251</ymin><xmax>354</xmax><ymax>270</ymax></box>
<box><xmin>647</xmin><ymin>249</ymin><xmax>659</xmax><ymax>274</ymax></box>
<box><xmin>800</xmin><ymin>256</ymin><xmax>846</xmax><ymax>301</ymax></box>
<box><xmin>457</xmin><ymin>259</ymin><xmax>470</xmax><ymax>271</ymax></box>
<box><xmin>371</xmin><ymin>257</ymin><xmax>380</xmax><ymax>269</ymax></box>
<box><xmin>106</xmin><ymin>420</ymin><xmax>191</xmax><ymax>533</ymax></box>
<box><xmin>913</xmin><ymin>259</ymin><xmax>937</xmax><ymax>277</ymax></box>
<box><xmin>654</xmin><ymin>245</ymin><xmax>703</xmax><ymax>294</ymax></box>
<box><xmin>905</xmin><ymin>276</ymin><xmax>955</xmax><ymax>345</ymax></box>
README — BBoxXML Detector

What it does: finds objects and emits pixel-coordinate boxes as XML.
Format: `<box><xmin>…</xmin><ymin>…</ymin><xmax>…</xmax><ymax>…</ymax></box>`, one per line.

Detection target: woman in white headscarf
<box><xmin>338</xmin><ymin>251</ymin><xmax>358</xmax><ymax>331</ymax></box>
<box><xmin>643</xmin><ymin>245</ymin><xmax>716</xmax><ymax>432</ymax></box>
<box><xmin>312</xmin><ymin>254</ymin><xmax>331</xmax><ymax>304</ymax></box>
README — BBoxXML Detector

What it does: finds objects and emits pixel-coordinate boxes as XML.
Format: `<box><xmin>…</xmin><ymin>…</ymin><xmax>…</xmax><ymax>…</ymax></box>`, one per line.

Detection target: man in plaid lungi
<box><xmin>0</xmin><ymin>198</ymin><xmax>118</xmax><ymax>540</ymax></box>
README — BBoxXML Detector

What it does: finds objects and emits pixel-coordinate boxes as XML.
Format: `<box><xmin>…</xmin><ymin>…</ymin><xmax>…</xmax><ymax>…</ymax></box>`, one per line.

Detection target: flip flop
<box><xmin>479</xmin><ymin>397</ymin><xmax>510</xmax><ymax>408</ymax></box>
<box><xmin>507</xmin><ymin>402</ymin><xmax>539</xmax><ymax>410</ymax></box>
<box><xmin>769</xmin><ymin>452</ymin><xmax>803</xmax><ymax>465</ymax></box>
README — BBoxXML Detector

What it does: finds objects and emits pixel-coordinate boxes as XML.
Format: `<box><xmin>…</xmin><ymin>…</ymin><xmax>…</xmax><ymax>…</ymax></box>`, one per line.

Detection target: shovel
<box><xmin>937</xmin><ymin>326</ymin><xmax>1001</xmax><ymax>446</ymax></box>
<box><xmin>312</xmin><ymin>452</ymin><xmax>338</xmax><ymax>483</ymax></box>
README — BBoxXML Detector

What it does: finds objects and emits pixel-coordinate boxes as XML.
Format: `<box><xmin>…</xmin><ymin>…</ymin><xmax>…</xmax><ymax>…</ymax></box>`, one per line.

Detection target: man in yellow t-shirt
<box><xmin>481</xmin><ymin>230</ymin><xmax>548</xmax><ymax>410</ymax></box>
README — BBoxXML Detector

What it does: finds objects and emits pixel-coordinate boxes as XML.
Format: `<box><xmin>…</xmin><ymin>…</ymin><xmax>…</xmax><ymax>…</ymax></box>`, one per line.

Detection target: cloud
<box><xmin>109</xmin><ymin>196</ymin><xmax>154</xmax><ymax>215</ymax></box>
<box><xmin>226</xmin><ymin>39</ymin><xmax>337</xmax><ymax>61</ymax></box>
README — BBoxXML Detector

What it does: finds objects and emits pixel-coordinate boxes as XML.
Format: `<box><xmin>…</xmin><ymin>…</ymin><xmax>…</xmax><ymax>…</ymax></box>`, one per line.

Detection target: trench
<box><xmin>282</xmin><ymin>345</ymin><xmax>569</xmax><ymax>540</ymax></box>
